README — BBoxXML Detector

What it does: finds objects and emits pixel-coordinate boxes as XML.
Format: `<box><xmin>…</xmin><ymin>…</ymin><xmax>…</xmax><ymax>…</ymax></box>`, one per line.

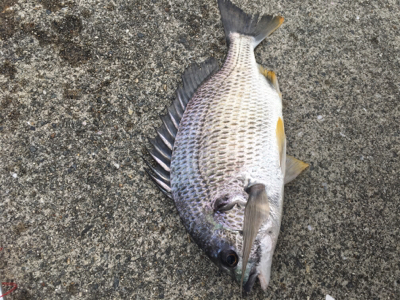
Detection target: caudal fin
<box><xmin>218</xmin><ymin>0</ymin><xmax>284</xmax><ymax>47</ymax></box>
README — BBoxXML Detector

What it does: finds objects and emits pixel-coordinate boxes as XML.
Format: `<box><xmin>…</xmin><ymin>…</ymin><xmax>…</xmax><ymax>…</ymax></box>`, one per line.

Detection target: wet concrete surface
<box><xmin>1</xmin><ymin>0</ymin><xmax>399</xmax><ymax>299</ymax></box>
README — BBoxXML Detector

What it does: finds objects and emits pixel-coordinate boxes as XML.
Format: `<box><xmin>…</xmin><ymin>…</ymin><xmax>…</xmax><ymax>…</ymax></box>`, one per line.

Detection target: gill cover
<box><xmin>241</xmin><ymin>184</ymin><xmax>269</xmax><ymax>292</ymax></box>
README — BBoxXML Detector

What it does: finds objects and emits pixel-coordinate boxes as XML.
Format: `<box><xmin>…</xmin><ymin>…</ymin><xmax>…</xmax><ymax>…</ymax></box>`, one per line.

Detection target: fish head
<box><xmin>206</xmin><ymin>217</ymin><xmax>281</xmax><ymax>293</ymax></box>
<box><xmin>254</xmin><ymin>218</ymin><xmax>281</xmax><ymax>291</ymax></box>
<box><xmin>237</xmin><ymin>219</ymin><xmax>281</xmax><ymax>293</ymax></box>
<box><xmin>208</xmin><ymin>186</ymin><xmax>281</xmax><ymax>293</ymax></box>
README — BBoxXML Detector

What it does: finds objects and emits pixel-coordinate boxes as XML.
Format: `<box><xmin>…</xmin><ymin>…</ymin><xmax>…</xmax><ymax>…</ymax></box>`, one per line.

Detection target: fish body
<box><xmin>172</xmin><ymin>32</ymin><xmax>284</xmax><ymax>289</ymax></box>
<box><xmin>145</xmin><ymin>0</ymin><xmax>308</xmax><ymax>293</ymax></box>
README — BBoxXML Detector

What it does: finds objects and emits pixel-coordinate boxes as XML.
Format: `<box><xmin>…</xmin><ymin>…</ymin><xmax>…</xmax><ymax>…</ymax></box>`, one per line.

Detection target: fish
<box><xmin>144</xmin><ymin>0</ymin><xmax>308</xmax><ymax>294</ymax></box>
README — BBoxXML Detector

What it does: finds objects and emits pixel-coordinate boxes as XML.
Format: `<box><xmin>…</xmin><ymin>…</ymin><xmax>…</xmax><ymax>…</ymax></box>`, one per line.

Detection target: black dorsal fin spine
<box><xmin>143</xmin><ymin>156</ymin><xmax>170</xmax><ymax>182</ymax></box>
<box><xmin>148</xmin><ymin>136</ymin><xmax>172</xmax><ymax>160</ymax></box>
<box><xmin>161</xmin><ymin>114</ymin><xmax>178</xmax><ymax>138</ymax></box>
<box><xmin>148</xmin><ymin>147</ymin><xmax>171</xmax><ymax>172</ymax></box>
<box><xmin>144</xmin><ymin>58</ymin><xmax>219</xmax><ymax>196</ymax></box>
<box><xmin>174</xmin><ymin>96</ymin><xmax>184</xmax><ymax>118</ymax></box>
<box><xmin>167</xmin><ymin>105</ymin><xmax>180</xmax><ymax>129</ymax></box>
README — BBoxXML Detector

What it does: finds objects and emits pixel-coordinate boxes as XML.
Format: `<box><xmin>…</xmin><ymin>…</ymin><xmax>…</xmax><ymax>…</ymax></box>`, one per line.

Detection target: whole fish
<box><xmin>145</xmin><ymin>0</ymin><xmax>308</xmax><ymax>293</ymax></box>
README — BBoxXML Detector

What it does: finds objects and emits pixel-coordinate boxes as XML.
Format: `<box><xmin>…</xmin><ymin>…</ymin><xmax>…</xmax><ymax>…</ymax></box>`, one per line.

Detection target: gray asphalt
<box><xmin>1</xmin><ymin>0</ymin><xmax>399</xmax><ymax>299</ymax></box>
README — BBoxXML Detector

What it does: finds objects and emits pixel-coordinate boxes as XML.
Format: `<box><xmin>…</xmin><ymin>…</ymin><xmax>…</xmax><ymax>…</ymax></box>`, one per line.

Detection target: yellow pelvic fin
<box><xmin>285</xmin><ymin>155</ymin><xmax>309</xmax><ymax>184</ymax></box>
<box><xmin>276</xmin><ymin>117</ymin><xmax>285</xmax><ymax>167</ymax></box>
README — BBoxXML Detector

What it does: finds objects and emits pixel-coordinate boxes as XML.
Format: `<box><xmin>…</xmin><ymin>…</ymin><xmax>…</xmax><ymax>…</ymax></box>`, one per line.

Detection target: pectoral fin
<box><xmin>241</xmin><ymin>184</ymin><xmax>269</xmax><ymax>293</ymax></box>
<box><xmin>285</xmin><ymin>155</ymin><xmax>309</xmax><ymax>184</ymax></box>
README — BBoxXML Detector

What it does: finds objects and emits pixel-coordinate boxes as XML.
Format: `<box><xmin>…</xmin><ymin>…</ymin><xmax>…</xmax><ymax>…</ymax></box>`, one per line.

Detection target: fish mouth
<box><xmin>243</xmin><ymin>269</ymin><xmax>258</xmax><ymax>294</ymax></box>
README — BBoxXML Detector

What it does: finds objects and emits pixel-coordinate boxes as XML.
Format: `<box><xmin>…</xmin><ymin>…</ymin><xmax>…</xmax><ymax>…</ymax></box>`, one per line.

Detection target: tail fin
<box><xmin>218</xmin><ymin>0</ymin><xmax>284</xmax><ymax>47</ymax></box>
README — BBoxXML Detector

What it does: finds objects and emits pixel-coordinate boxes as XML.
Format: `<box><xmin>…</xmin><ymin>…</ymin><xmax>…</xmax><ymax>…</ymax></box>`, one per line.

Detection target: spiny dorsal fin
<box><xmin>276</xmin><ymin>117</ymin><xmax>286</xmax><ymax>169</ymax></box>
<box><xmin>144</xmin><ymin>58</ymin><xmax>219</xmax><ymax>196</ymax></box>
<box><xmin>218</xmin><ymin>0</ymin><xmax>284</xmax><ymax>47</ymax></box>
<box><xmin>285</xmin><ymin>155</ymin><xmax>309</xmax><ymax>184</ymax></box>
<box><xmin>241</xmin><ymin>184</ymin><xmax>270</xmax><ymax>294</ymax></box>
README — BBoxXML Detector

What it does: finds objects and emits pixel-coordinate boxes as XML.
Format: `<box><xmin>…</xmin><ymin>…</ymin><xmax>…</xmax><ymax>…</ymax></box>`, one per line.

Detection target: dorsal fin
<box><xmin>145</xmin><ymin>58</ymin><xmax>219</xmax><ymax>197</ymax></box>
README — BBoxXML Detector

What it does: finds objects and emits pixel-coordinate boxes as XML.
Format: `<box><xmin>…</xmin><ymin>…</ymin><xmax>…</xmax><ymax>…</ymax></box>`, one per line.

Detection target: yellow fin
<box><xmin>285</xmin><ymin>155</ymin><xmax>309</xmax><ymax>184</ymax></box>
<box><xmin>258</xmin><ymin>65</ymin><xmax>282</xmax><ymax>98</ymax></box>
<box><xmin>276</xmin><ymin>117</ymin><xmax>285</xmax><ymax>167</ymax></box>
<box><xmin>258</xmin><ymin>64</ymin><xmax>268</xmax><ymax>76</ymax></box>
<box><xmin>266</xmin><ymin>71</ymin><xmax>281</xmax><ymax>97</ymax></box>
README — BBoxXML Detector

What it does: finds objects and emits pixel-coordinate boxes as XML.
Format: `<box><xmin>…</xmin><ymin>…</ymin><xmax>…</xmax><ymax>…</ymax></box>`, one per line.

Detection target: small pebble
<box><xmin>326</xmin><ymin>295</ymin><xmax>335</xmax><ymax>300</ymax></box>
<box><xmin>30</xmin><ymin>146</ymin><xmax>37</xmax><ymax>152</ymax></box>
<box><xmin>113</xmin><ymin>277</ymin><xmax>119</xmax><ymax>289</ymax></box>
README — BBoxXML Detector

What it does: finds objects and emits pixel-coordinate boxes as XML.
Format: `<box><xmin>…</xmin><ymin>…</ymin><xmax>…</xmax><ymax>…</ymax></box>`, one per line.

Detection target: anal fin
<box><xmin>285</xmin><ymin>155</ymin><xmax>309</xmax><ymax>184</ymax></box>
<box><xmin>258</xmin><ymin>65</ymin><xmax>282</xmax><ymax>98</ymax></box>
<box><xmin>258</xmin><ymin>64</ymin><xmax>268</xmax><ymax>75</ymax></box>
<box><xmin>266</xmin><ymin>71</ymin><xmax>281</xmax><ymax>97</ymax></box>
<box><xmin>276</xmin><ymin>117</ymin><xmax>286</xmax><ymax>169</ymax></box>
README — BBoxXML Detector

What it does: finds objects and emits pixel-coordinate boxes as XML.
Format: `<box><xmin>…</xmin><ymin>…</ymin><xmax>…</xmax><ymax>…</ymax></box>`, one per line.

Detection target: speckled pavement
<box><xmin>1</xmin><ymin>0</ymin><xmax>399</xmax><ymax>299</ymax></box>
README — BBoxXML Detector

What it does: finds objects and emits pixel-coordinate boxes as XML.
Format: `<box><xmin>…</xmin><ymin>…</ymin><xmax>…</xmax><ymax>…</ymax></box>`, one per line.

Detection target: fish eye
<box><xmin>220</xmin><ymin>250</ymin><xmax>238</xmax><ymax>268</ymax></box>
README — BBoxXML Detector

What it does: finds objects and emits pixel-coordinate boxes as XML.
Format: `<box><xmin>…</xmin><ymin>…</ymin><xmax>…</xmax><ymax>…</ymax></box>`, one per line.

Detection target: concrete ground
<box><xmin>1</xmin><ymin>0</ymin><xmax>399</xmax><ymax>299</ymax></box>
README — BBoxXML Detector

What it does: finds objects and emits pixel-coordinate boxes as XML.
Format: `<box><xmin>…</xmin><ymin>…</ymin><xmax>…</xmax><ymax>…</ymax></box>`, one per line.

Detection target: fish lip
<box><xmin>243</xmin><ymin>268</ymin><xmax>258</xmax><ymax>294</ymax></box>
